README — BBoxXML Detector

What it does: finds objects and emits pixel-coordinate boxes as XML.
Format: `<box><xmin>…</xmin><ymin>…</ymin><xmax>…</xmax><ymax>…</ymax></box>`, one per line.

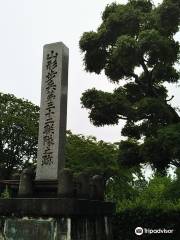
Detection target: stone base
<box><xmin>0</xmin><ymin>198</ymin><xmax>115</xmax><ymax>239</ymax></box>
<box><xmin>0</xmin><ymin>216</ymin><xmax>113</xmax><ymax>240</ymax></box>
<box><xmin>0</xmin><ymin>198</ymin><xmax>114</xmax><ymax>216</ymax></box>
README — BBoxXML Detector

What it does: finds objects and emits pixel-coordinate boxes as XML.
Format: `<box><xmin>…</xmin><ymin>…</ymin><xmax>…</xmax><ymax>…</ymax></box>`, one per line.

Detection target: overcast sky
<box><xmin>0</xmin><ymin>0</ymin><xmax>179</xmax><ymax>143</ymax></box>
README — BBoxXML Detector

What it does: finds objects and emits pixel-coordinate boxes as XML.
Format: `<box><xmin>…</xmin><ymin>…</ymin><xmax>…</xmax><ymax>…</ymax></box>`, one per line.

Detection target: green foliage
<box><xmin>106</xmin><ymin>167</ymin><xmax>147</xmax><ymax>204</ymax></box>
<box><xmin>65</xmin><ymin>130</ymin><xmax>118</xmax><ymax>180</ymax></box>
<box><xmin>81</xmin><ymin>88</ymin><xmax>121</xmax><ymax>126</ymax></box>
<box><xmin>113</xmin><ymin>208</ymin><xmax>180</xmax><ymax>239</ymax></box>
<box><xmin>108</xmin><ymin>170</ymin><xmax>180</xmax><ymax>239</ymax></box>
<box><xmin>0</xmin><ymin>185</ymin><xmax>10</xmax><ymax>199</ymax></box>
<box><xmin>0</xmin><ymin>92</ymin><xmax>39</xmax><ymax>179</ymax></box>
<box><xmin>157</xmin><ymin>123</ymin><xmax>180</xmax><ymax>163</ymax></box>
<box><xmin>141</xmin><ymin>123</ymin><xmax>180</xmax><ymax>172</ymax></box>
<box><xmin>164</xmin><ymin>169</ymin><xmax>180</xmax><ymax>200</ymax></box>
<box><xmin>118</xmin><ymin>139</ymin><xmax>142</xmax><ymax>167</ymax></box>
<box><xmin>108</xmin><ymin>173</ymin><xmax>180</xmax><ymax>212</ymax></box>
<box><xmin>133</xmin><ymin>175</ymin><xmax>173</xmax><ymax>209</ymax></box>
<box><xmin>79</xmin><ymin>0</ymin><xmax>180</xmax><ymax>172</ymax></box>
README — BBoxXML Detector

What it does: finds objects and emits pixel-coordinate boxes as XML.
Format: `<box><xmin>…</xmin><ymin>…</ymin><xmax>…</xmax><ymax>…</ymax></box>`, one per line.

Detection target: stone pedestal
<box><xmin>1</xmin><ymin>216</ymin><xmax>113</xmax><ymax>240</ymax></box>
<box><xmin>0</xmin><ymin>198</ymin><xmax>115</xmax><ymax>240</ymax></box>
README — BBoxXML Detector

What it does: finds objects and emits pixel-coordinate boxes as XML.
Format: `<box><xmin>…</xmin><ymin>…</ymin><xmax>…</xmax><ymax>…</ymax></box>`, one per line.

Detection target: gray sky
<box><xmin>0</xmin><ymin>0</ymin><xmax>179</xmax><ymax>143</ymax></box>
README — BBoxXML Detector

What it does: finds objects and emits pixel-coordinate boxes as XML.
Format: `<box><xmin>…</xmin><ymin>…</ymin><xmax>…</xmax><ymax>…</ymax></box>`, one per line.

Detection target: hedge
<box><xmin>112</xmin><ymin>208</ymin><xmax>180</xmax><ymax>240</ymax></box>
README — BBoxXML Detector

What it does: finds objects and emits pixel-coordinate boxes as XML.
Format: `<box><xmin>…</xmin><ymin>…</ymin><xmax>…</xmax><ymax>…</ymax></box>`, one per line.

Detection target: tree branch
<box><xmin>140</xmin><ymin>58</ymin><xmax>149</xmax><ymax>75</ymax></box>
<box><xmin>129</xmin><ymin>72</ymin><xmax>139</xmax><ymax>83</ymax></box>
<box><xmin>166</xmin><ymin>95</ymin><xmax>174</xmax><ymax>102</ymax></box>
<box><xmin>118</xmin><ymin>115</ymin><xmax>128</xmax><ymax>120</ymax></box>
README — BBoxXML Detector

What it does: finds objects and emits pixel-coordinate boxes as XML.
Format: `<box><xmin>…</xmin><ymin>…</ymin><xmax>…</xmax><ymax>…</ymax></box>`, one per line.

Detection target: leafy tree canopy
<box><xmin>79</xmin><ymin>0</ymin><xmax>180</xmax><ymax>173</ymax></box>
<box><xmin>0</xmin><ymin>93</ymin><xmax>39</xmax><ymax>179</ymax></box>
<box><xmin>65</xmin><ymin>130</ymin><xmax>119</xmax><ymax>181</ymax></box>
<box><xmin>107</xmin><ymin>171</ymin><xmax>180</xmax><ymax>212</ymax></box>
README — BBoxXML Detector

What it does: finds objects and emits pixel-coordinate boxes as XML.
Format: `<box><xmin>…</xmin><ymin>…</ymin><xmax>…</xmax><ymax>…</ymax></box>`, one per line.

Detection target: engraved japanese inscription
<box><xmin>36</xmin><ymin>42</ymin><xmax>69</xmax><ymax>180</ymax></box>
<box><xmin>42</xmin><ymin>51</ymin><xmax>57</xmax><ymax>166</ymax></box>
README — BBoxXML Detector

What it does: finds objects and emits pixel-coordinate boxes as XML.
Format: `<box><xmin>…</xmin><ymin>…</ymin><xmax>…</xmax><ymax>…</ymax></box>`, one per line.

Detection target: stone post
<box><xmin>76</xmin><ymin>172</ymin><xmax>90</xmax><ymax>199</ymax></box>
<box><xmin>57</xmin><ymin>168</ymin><xmax>74</xmax><ymax>197</ymax></box>
<box><xmin>91</xmin><ymin>175</ymin><xmax>105</xmax><ymax>201</ymax></box>
<box><xmin>18</xmin><ymin>168</ymin><xmax>34</xmax><ymax>197</ymax></box>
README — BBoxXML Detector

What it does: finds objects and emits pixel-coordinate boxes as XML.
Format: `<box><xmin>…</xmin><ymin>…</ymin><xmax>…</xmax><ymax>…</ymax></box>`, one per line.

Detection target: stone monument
<box><xmin>0</xmin><ymin>42</ymin><xmax>115</xmax><ymax>240</ymax></box>
<box><xmin>36</xmin><ymin>42</ymin><xmax>68</xmax><ymax>180</ymax></box>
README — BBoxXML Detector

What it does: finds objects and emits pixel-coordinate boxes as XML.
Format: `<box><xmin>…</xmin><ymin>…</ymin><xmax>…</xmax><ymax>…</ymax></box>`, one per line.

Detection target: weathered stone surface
<box><xmin>57</xmin><ymin>218</ymin><xmax>71</xmax><ymax>239</ymax></box>
<box><xmin>0</xmin><ymin>218</ymin><xmax>5</xmax><ymax>240</ymax></box>
<box><xmin>4</xmin><ymin>218</ymin><xmax>55</xmax><ymax>240</ymax></box>
<box><xmin>91</xmin><ymin>175</ymin><xmax>105</xmax><ymax>201</ymax></box>
<box><xmin>18</xmin><ymin>168</ymin><xmax>34</xmax><ymax>197</ymax></box>
<box><xmin>0</xmin><ymin>198</ymin><xmax>115</xmax><ymax>217</ymax></box>
<box><xmin>36</xmin><ymin>42</ymin><xmax>69</xmax><ymax>180</ymax></box>
<box><xmin>76</xmin><ymin>173</ymin><xmax>90</xmax><ymax>199</ymax></box>
<box><xmin>0</xmin><ymin>216</ymin><xmax>113</xmax><ymax>240</ymax></box>
<box><xmin>71</xmin><ymin>217</ymin><xmax>87</xmax><ymax>239</ymax></box>
<box><xmin>58</xmin><ymin>169</ymin><xmax>74</xmax><ymax>198</ymax></box>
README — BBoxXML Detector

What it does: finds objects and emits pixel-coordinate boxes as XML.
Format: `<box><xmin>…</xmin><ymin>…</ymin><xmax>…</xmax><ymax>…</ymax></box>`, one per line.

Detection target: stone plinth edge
<box><xmin>0</xmin><ymin>198</ymin><xmax>115</xmax><ymax>217</ymax></box>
